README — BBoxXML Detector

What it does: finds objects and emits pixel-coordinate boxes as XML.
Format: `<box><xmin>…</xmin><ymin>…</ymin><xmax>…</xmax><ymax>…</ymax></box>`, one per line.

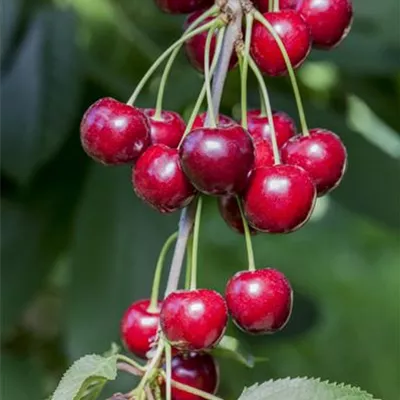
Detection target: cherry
<box><xmin>120</xmin><ymin>299</ymin><xmax>161</xmax><ymax>359</ymax></box>
<box><xmin>80</xmin><ymin>97</ymin><xmax>150</xmax><ymax>165</ymax></box>
<box><xmin>191</xmin><ymin>112</ymin><xmax>237</xmax><ymax>130</ymax></box>
<box><xmin>253</xmin><ymin>139</ymin><xmax>275</xmax><ymax>169</ymax></box>
<box><xmin>225</xmin><ymin>268</ymin><xmax>293</xmax><ymax>334</ymax></box>
<box><xmin>218</xmin><ymin>196</ymin><xmax>258</xmax><ymax>235</ymax></box>
<box><xmin>165</xmin><ymin>353</ymin><xmax>219</xmax><ymax>400</ymax></box>
<box><xmin>184</xmin><ymin>11</ymin><xmax>238</xmax><ymax>73</ymax></box>
<box><xmin>244</xmin><ymin>164</ymin><xmax>316</xmax><ymax>233</ymax></box>
<box><xmin>250</xmin><ymin>11</ymin><xmax>311</xmax><ymax>76</ymax></box>
<box><xmin>155</xmin><ymin>0</ymin><xmax>214</xmax><ymax>14</ymax></box>
<box><xmin>133</xmin><ymin>144</ymin><xmax>196</xmax><ymax>213</ymax></box>
<box><xmin>160</xmin><ymin>289</ymin><xmax>228</xmax><ymax>350</ymax></box>
<box><xmin>255</xmin><ymin>0</ymin><xmax>298</xmax><ymax>12</ymax></box>
<box><xmin>144</xmin><ymin>109</ymin><xmax>186</xmax><ymax>148</ymax></box>
<box><xmin>281</xmin><ymin>129</ymin><xmax>347</xmax><ymax>196</ymax></box>
<box><xmin>245</xmin><ymin>109</ymin><xmax>296</xmax><ymax>148</ymax></box>
<box><xmin>297</xmin><ymin>0</ymin><xmax>353</xmax><ymax>49</ymax></box>
<box><xmin>179</xmin><ymin>125</ymin><xmax>254</xmax><ymax>195</ymax></box>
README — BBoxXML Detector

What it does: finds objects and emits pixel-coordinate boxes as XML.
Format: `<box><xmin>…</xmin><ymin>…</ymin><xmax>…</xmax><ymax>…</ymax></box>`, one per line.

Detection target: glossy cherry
<box><xmin>133</xmin><ymin>144</ymin><xmax>196</xmax><ymax>213</ymax></box>
<box><xmin>80</xmin><ymin>97</ymin><xmax>150</xmax><ymax>165</ymax></box>
<box><xmin>179</xmin><ymin>125</ymin><xmax>254</xmax><ymax>195</ymax></box>
<box><xmin>281</xmin><ymin>129</ymin><xmax>347</xmax><ymax>196</ymax></box>
<box><xmin>155</xmin><ymin>0</ymin><xmax>214</xmax><ymax>14</ymax></box>
<box><xmin>245</xmin><ymin>109</ymin><xmax>296</xmax><ymax>148</ymax></box>
<box><xmin>120</xmin><ymin>299</ymin><xmax>161</xmax><ymax>359</ymax></box>
<box><xmin>160</xmin><ymin>289</ymin><xmax>228</xmax><ymax>350</ymax></box>
<box><xmin>165</xmin><ymin>353</ymin><xmax>219</xmax><ymax>400</ymax></box>
<box><xmin>184</xmin><ymin>11</ymin><xmax>238</xmax><ymax>73</ymax></box>
<box><xmin>225</xmin><ymin>268</ymin><xmax>293</xmax><ymax>334</ymax></box>
<box><xmin>253</xmin><ymin>139</ymin><xmax>275</xmax><ymax>169</ymax></box>
<box><xmin>250</xmin><ymin>11</ymin><xmax>311</xmax><ymax>76</ymax></box>
<box><xmin>255</xmin><ymin>0</ymin><xmax>298</xmax><ymax>12</ymax></box>
<box><xmin>191</xmin><ymin>112</ymin><xmax>237</xmax><ymax>129</ymax></box>
<box><xmin>297</xmin><ymin>0</ymin><xmax>353</xmax><ymax>49</ymax></box>
<box><xmin>218</xmin><ymin>196</ymin><xmax>257</xmax><ymax>235</ymax></box>
<box><xmin>144</xmin><ymin>109</ymin><xmax>186</xmax><ymax>148</ymax></box>
<box><xmin>244</xmin><ymin>164</ymin><xmax>316</xmax><ymax>233</ymax></box>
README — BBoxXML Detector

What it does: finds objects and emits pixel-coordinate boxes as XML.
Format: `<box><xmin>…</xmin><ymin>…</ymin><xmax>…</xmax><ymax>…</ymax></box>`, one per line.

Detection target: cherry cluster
<box><xmin>79</xmin><ymin>0</ymin><xmax>352</xmax><ymax>399</ymax></box>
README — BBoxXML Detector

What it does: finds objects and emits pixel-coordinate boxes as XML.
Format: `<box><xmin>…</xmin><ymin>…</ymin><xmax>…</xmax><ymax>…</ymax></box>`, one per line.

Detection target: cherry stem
<box><xmin>253</xmin><ymin>10</ymin><xmax>310</xmax><ymax>136</ymax></box>
<box><xmin>248</xmin><ymin>55</ymin><xmax>281</xmax><ymax>164</ymax></box>
<box><xmin>148</xmin><ymin>232</ymin><xmax>178</xmax><ymax>313</ymax></box>
<box><xmin>153</xmin><ymin>6</ymin><xmax>220</xmax><ymax>120</ymax></box>
<box><xmin>273</xmin><ymin>0</ymin><xmax>280</xmax><ymax>12</ymax></box>
<box><xmin>185</xmin><ymin>235</ymin><xmax>193</xmax><ymax>289</ymax></box>
<box><xmin>165</xmin><ymin>342</ymin><xmax>172</xmax><ymax>400</ymax></box>
<box><xmin>170</xmin><ymin>376</ymin><xmax>223</xmax><ymax>400</ymax></box>
<box><xmin>117</xmin><ymin>355</ymin><xmax>145</xmax><ymax>372</ymax></box>
<box><xmin>190</xmin><ymin>196</ymin><xmax>203</xmax><ymax>291</ymax></box>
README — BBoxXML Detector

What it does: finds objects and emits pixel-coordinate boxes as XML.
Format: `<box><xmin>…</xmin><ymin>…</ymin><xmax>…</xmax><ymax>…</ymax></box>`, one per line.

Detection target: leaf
<box><xmin>51</xmin><ymin>354</ymin><xmax>118</xmax><ymax>400</ymax></box>
<box><xmin>239</xmin><ymin>378</ymin><xmax>378</xmax><ymax>400</ymax></box>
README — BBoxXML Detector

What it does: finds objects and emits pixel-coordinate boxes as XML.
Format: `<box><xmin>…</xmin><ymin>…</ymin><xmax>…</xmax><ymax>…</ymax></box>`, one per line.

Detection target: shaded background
<box><xmin>1</xmin><ymin>0</ymin><xmax>399</xmax><ymax>399</ymax></box>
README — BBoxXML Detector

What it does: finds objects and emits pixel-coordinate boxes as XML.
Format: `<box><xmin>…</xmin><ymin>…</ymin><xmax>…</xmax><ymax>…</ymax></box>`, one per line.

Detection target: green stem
<box><xmin>171</xmin><ymin>377</ymin><xmax>223</xmax><ymax>400</ymax></box>
<box><xmin>165</xmin><ymin>343</ymin><xmax>172</xmax><ymax>400</ymax></box>
<box><xmin>253</xmin><ymin>10</ymin><xmax>310</xmax><ymax>136</ymax></box>
<box><xmin>273</xmin><ymin>0</ymin><xmax>280</xmax><ymax>12</ymax></box>
<box><xmin>248</xmin><ymin>56</ymin><xmax>281</xmax><ymax>164</ymax></box>
<box><xmin>259</xmin><ymin>86</ymin><xmax>267</xmax><ymax>116</ymax></box>
<box><xmin>190</xmin><ymin>197</ymin><xmax>203</xmax><ymax>291</ymax></box>
<box><xmin>148</xmin><ymin>232</ymin><xmax>178</xmax><ymax>313</ymax></box>
<box><xmin>117</xmin><ymin>354</ymin><xmax>145</xmax><ymax>372</ymax></box>
<box><xmin>185</xmin><ymin>235</ymin><xmax>193</xmax><ymax>289</ymax></box>
<box><xmin>236</xmin><ymin>197</ymin><xmax>256</xmax><ymax>271</ymax></box>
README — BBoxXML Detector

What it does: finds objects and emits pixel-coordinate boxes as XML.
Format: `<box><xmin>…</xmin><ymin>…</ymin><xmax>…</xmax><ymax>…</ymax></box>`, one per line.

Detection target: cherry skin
<box><xmin>133</xmin><ymin>144</ymin><xmax>196</xmax><ymax>213</ymax></box>
<box><xmin>253</xmin><ymin>139</ymin><xmax>275</xmax><ymax>169</ymax></box>
<box><xmin>250</xmin><ymin>11</ymin><xmax>311</xmax><ymax>76</ymax></box>
<box><xmin>255</xmin><ymin>0</ymin><xmax>298</xmax><ymax>12</ymax></box>
<box><xmin>80</xmin><ymin>97</ymin><xmax>150</xmax><ymax>165</ymax></box>
<box><xmin>160</xmin><ymin>289</ymin><xmax>228</xmax><ymax>350</ymax></box>
<box><xmin>155</xmin><ymin>0</ymin><xmax>214</xmax><ymax>14</ymax></box>
<box><xmin>244</xmin><ymin>164</ymin><xmax>316</xmax><ymax>233</ymax></box>
<box><xmin>225</xmin><ymin>268</ymin><xmax>293</xmax><ymax>334</ymax></box>
<box><xmin>296</xmin><ymin>0</ymin><xmax>353</xmax><ymax>49</ymax></box>
<box><xmin>245</xmin><ymin>109</ymin><xmax>296</xmax><ymax>148</ymax></box>
<box><xmin>218</xmin><ymin>196</ymin><xmax>258</xmax><ymax>235</ymax></box>
<box><xmin>179</xmin><ymin>125</ymin><xmax>254</xmax><ymax>196</ymax></box>
<box><xmin>281</xmin><ymin>129</ymin><xmax>347</xmax><ymax>196</ymax></box>
<box><xmin>144</xmin><ymin>109</ymin><xmax>186</xmax><ymax>148</ymax></box>
<box><xmin>165</xmin><ymin>353</ymin><xmax>219</xmax><ymax>400</ymax></box>
<box><xmin>184</xmin><ymin>11</ymin><xmax>238</xmax><ymax>73</ymax></box>
<box><xmin>191</xmin><ymin>112</ymin><xmax>238</xmax><ymax>130</ymax></box>
<box><xmin>120</xmin><ymin>299</ymin><xmax>161</xmax><ymax>359</ymax></box>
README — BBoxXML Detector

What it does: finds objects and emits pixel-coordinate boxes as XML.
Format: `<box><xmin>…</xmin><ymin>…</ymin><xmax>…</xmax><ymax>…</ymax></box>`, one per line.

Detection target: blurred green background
<box><xmin>1</xmin><ymin>0</ymin><xmax>399</xmax><ymax>399</ymax></box>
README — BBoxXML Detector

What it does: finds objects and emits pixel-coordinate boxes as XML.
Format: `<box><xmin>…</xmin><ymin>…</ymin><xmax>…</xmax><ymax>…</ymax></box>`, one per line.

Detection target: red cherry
<box><xmin>297</xmin><ymin>0</ymin><xmax>353</xmax><ymax>49</ymax></box>
<box><xmin>160</xmin><ymin>289</ymin><xmax>228</xmax><ymax>350</ymax></box>
<box><xmin>225</xmin><ymin>268</ymin><xmax>293</xmax><ymax>334</ymax></box>
<box><xmin>250</xmin><ymin>11</ymin><xmax>311</xmax><ymax>76</ymax></box>
<box><xmin>253</xmin><ymin>139</ymin><xmax>275</xmax><ymax>169</ymax></box>
<box><xmin>80</xmin><ymin>98</ymin><xmax>150</xmax><ymax>165</ymax></box>
<box><xmin>191</xmin><ymin>112</ymin><xmax>237</xmax><ymax>130</ymax></box>
<box><xmin>120</xmin><ymin>299</ymin><xmax>161</xmax><ymax>359</ymax></box>
<box><xmin>166</xmin><ymin>353</ymin><xmax>219</xmax><ymax>400</ymax></box>
<box><xmin>246</xmin><ymin>109</ymin><xmax>296</xmax><ymax>148</ymax></box>
<box><xmin>254</xmin><ymin>0</ymin><xmax>298</xmax><ymax>12</ymax></box>
<box><xmin>179</xmin><ymin>125</ymin><xmax>254</xmax><ymax>195</ymax></box>
<box><xmin>244</xmin><ymin>165</ymin><xmax>316</xmax><ymax>233</ymax></box>
<box><xmin>155</xmin><ymin>0</ymin><xmax>214</xmax><ymax>14</ymax></box>
<box><xmin>281</xmin><ymin>129</ymin><xmax>347</xmax><ymax>196</ymax></box>
<box><xmin>144</xmin><ymin>109</ymin><xmax>186</xmax><ymax>148</ymax></box>
<box><xmin>218</xmin><ymin>196</ymin><xmax>258</xmax><ymax>235</ymax></box>
<box><xmin>184</xmin><ymin>11</ymin><xmax>238</xmax><ymax>73</ymax></box>
<box><xmin>133</xmin><ymin>144</ymin><xmax>196</xmax><ymax>213</ymax></box>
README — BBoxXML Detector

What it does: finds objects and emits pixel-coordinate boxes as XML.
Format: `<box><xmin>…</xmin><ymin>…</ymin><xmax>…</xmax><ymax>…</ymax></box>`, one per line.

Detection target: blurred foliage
<box><xmin>1</xmin><ymin>0</ymin><xmax>399</xmax><ymax>399</ymax></box>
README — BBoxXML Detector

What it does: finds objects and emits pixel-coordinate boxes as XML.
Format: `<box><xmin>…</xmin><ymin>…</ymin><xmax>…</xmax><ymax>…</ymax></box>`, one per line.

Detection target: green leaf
<box><xmin>51</xmin><ymin>354</ymin><xmax>118</xmax><ymax>400</ymax></box>
<box><xmin>239</xmin><ymin>378</ymin><xmax>378</xmax><ymax>400</ymax></box>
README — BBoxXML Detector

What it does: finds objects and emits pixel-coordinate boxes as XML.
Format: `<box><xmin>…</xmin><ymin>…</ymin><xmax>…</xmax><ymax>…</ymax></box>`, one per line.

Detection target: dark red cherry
<box><xmin>184</xmin><ymin>11</ymin><xmax>238</xmax><ymax>73</ymax></box>
<box><xmin>120</xmin><ymin>299</ymin><xmax>161</xmax><ymax>359</ymax></box>
<box><xmin>155</xmin><ymin>0</ymin><xmax>214</xmax><ymax>14</ymax></box>
<box><xmin>191</xmin><ymin>112</ymin><xmax>237</xmax><ymax>130</ymax></box>
<box><xmin>244</xmin><ymin>165</ymin><xmax>316</xmax><ymax>233</ymax></box>
<box><xmin>218</xmin><ymin>196</ymin><xmax>258</xmax><ymax>235</ymax></box>
<box><xmin>297</xmin><ymin>0</ymin><xmax>353</xmax><ymax>49</ymax></box>
<box><xmin>179</xmin><ymin>125</ymin><xmax>254</xmax><ymax>195</ymax></box>
<box><xmin>255</xmin><ymin>0</ymin><xmax>298</xmax><ymax>12</ymax></box>
<box><xmin>245</xmin><ymin>109</ymin><xmax>296</xmax><ymax>148</ymax></box>
<box><xmin>253</xmin><ymin>139</ymin><xmax>275</xmax><ymax>169</ymax></box>
<box><xmin>133</xmin><ymin>144</ymin><xmax>196</xmax><ymax>213</ymax></box>
<box><xmin>80</xmin><ymin>97</ymin><xmax>150</xmax><ymax>165</ymax></box>
<box><xmin>281</xmin><ymin>129</ymin><xmax>347</xmax><ymax>196</ymax></box>
<box><xmin>225</xmin><ymin>268</ymin><xmax>293</xmax><ymax>334</ymax></box>
<box><xmin>250</xmin><ymin>11</ymin><xmax>311</xmax><ymax>76</ymax></box>
<box><xmin>166</xmin><ymin>353</ymin><xmax>219</xmax><ymax>400</ymax></box>
<box><xmin>160</xmin><ymin>289</ymin><xmax>228</xmax><ymax>350</ymax></box>
<box><xmin>144</xmin><ymin>109</ymin><xmax>186</xmax><ymax>148</ymax></box>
